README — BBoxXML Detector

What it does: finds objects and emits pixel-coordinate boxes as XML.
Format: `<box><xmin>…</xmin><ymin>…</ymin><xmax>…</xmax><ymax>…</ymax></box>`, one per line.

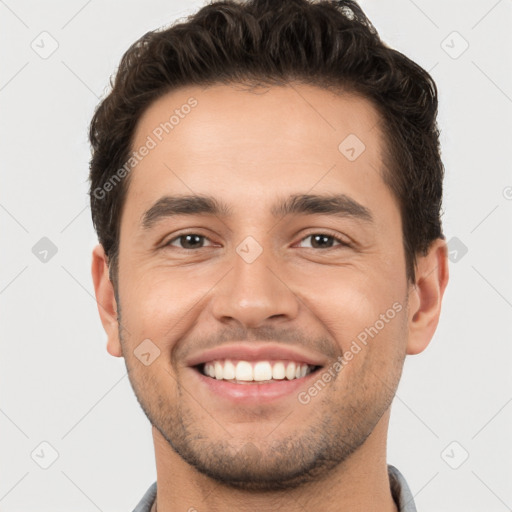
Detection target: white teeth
<box><xmin>214</xmin><ymin>361</ymin><xmax>223</xmax><ymax>380</ymax></box>
<box><xmin>253</xmin><ymin>361</ymin><xmax>272</xmax><ymax>381</ymax></box>
<box><xmin>223</xmin><ymin>360</ymin><xmax>236</xmax><ymax>380</ymax></box>
<box><xmin>235</xmin><ymin>361</ymin><xmax>253</xmax><ymax>381</ymax></box>
<box><xmin>202</xmin><ymin>360</ymin><xmax>315</xmax><ymax>382</ymax></box>
<box><xmin>272</xmin><ymin>362</ymin><xmax>285</xmax><ymax>380</ymax></box>
<box><xmin>286</xmin><ymin>362</ymin><xmax>296</xmax><ymax>380</ymax></box>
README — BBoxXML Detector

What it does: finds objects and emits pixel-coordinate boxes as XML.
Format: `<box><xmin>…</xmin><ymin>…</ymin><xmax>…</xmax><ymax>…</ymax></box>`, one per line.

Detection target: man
<box><xmin>89</xmin><ymin>0</ymin><xmax>449</xmax><ymax>510</ymax></box>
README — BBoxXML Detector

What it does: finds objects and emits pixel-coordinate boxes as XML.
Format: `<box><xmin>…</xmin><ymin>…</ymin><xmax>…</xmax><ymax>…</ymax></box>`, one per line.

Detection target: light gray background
<box><xmin>1</xmin><ymin>0</ymin><xmax>511</xmax><ymax>510</ymax></box>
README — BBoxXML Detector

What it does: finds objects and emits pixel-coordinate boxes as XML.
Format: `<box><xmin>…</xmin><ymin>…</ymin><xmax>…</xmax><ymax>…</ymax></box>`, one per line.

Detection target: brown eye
<box><xmin>298</xmin><ymin>234</ymin><xmax>348</xmax><ymax>249</ymax></box>
<box><xmin>310</xmin><ymin>234</ymin><xmax>335</xmax><ymax>248</ymax></box>
<box><xmin>167</xmin><ymin>234</ymin><xmax>210</xmax><ymax>249</ymax></box>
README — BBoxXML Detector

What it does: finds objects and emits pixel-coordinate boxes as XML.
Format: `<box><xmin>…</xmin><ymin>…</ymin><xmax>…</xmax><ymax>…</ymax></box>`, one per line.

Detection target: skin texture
<box><xmin>92</xmin><ymin>83</ymin><xmax>449</xmax><ymax>512</ymax></box>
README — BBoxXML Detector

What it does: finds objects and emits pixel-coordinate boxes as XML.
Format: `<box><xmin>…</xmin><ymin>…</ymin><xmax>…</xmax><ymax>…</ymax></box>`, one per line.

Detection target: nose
<box><xmin>210</xmin><ymin>242</ymin><xmax>300</xmax><ymax>329</ymax></box>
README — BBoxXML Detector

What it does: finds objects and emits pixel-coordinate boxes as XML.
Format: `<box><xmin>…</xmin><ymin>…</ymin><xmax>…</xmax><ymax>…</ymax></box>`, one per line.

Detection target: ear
<box><xmin>91</xmin><ymin>244</ymin><xmax>123</xmax><ymax>357</ymax></box>
<box><xmin>406</xmin><ymin>238</ymin><xmax>449</xmax><ymax>355</ymax></box>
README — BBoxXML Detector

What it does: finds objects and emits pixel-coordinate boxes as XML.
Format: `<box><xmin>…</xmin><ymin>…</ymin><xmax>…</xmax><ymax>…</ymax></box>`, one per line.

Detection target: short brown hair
<box><xmin>89</xmin><ymin>0</ymin><xmax>444</xmax><ymax>283</ymax></box>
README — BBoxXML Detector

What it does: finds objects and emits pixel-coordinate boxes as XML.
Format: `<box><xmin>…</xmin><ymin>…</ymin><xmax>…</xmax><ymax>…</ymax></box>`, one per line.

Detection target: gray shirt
<box><xmin>133</xmin><ymin>465</ymin><xmax>416</xmax><ymax>512</ymax></box>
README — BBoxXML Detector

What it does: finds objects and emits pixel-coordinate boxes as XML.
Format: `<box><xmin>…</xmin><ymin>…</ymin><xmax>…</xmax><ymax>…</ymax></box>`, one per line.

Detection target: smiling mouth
<box><xmin>195</xmin><ymin>359</ymin><xmax>322</xmax><ymax>384</ymax></box>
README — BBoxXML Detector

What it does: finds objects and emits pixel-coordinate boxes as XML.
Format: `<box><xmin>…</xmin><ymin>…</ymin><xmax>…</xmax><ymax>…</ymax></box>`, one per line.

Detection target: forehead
<box><xmin>125</xmin><ymin>83</ymin><xmax>396</xmax><ymax>224</ymax></box>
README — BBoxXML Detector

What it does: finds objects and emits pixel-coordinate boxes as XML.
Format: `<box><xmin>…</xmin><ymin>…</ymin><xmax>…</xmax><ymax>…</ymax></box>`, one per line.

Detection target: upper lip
<box><xmin>185</xmin><ymin>343</ymin><xmax>328</xmax><ymax>367</ymax></box>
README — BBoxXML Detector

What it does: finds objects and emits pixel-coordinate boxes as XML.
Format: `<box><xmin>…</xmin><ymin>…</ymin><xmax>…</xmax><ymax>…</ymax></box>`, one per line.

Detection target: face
<box><xmin>108</xmin><ymin>84</ymin><xmax>413</xmax><ymax>490</ymax></box>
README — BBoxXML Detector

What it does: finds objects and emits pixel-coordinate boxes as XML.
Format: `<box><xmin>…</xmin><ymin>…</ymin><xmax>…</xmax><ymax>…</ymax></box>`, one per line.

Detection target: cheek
<box><xmin>289</xmin><ymin>264</ymin><xmax>403</xmax><ymax>344</ymax></box>
<box><xmin>117</xmin><ymin>264</ymin><xmax>221</xmax><ymax>348</ymax></box>
<box><xmin>289</xmin><ymin>263</ymin><xmax>408</xmax><ymax>388</ymax></box>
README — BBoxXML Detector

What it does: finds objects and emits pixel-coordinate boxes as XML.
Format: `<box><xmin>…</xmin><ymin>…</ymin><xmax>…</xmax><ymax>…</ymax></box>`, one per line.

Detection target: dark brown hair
<box><xmin>89</xmin><ymin>0</ymin><xmax>444</xmax><ymax>283</ymax></box>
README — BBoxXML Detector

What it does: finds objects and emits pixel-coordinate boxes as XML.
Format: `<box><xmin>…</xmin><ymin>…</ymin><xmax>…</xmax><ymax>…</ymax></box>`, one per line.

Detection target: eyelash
<box><xmin>163</xmin><ymin>231</ymin><xmax>351</xmax><ymax>250</ymax></box>
<box><xmin>296</xmin><ymin>233</ymin><xmax>351</xmax><ymax>249</ymax></box>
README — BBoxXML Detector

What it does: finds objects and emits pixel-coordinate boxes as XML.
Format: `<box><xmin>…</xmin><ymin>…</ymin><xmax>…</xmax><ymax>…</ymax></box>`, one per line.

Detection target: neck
<box><xmin>150</xmin><ymin>411</ymin><xmax>398</xmax><ymax>512</ymax></box>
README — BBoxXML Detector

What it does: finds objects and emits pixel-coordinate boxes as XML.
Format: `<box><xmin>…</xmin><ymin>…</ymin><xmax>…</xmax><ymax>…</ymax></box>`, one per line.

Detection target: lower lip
<box><xmin>191</xmin><ymin>368</ymin><xmax>321</xmax><ymax>404</ymax></box>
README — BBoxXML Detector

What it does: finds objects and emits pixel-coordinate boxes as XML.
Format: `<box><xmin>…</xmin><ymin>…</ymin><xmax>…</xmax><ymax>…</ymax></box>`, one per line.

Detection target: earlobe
<box><xmin>91</xmin><ymin>244</ymin><xmax>123</xmax><ymax>358</ymax></box>
<box><xmin>406</xmin><ymin>238</ymin><xmax>449</xmax><ymax>355</ymax></box>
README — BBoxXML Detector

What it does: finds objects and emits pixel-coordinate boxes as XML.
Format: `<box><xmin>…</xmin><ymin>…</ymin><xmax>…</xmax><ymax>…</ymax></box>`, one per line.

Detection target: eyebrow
<box><xmin>271</xmin><ymin>193</ymin><xmax>373</xmax><ymax>223</ymax></box>
<box><xmin>141</xmin><ymin>193</ymin><xmax>373</xmax><ymax>229</ymax></box>
<box><xmin>141</xmin><ymin>195</ymin><xmax>232</xmax><ymax>229</ymax></box>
